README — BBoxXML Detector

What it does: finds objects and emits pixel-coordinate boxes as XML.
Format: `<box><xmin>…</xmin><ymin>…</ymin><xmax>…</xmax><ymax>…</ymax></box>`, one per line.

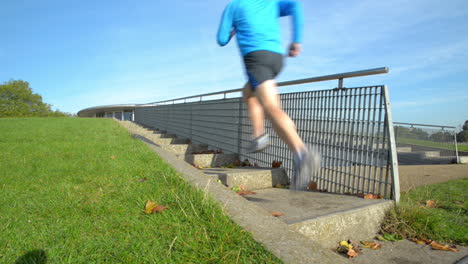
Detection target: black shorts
<box><xmin>243</xmin><ymin>50</ymin><xmax>283</xmax><ymax>91</ymax></box>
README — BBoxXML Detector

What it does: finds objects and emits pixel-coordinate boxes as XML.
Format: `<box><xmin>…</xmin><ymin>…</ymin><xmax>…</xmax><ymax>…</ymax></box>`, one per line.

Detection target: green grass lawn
<box><xmin>0</xmin><ymin>118</ymin><xmax>281</xmax><ymax>264</ymax></box>
<box><xmin>398</xmin><ymin>137</ymin><xmax>468</xmax><ymax>152</ymax></box>
<box><xmin>382</xmin><ymin>178</ymin><xmax>467</xmax><ymax>245</ymax></box>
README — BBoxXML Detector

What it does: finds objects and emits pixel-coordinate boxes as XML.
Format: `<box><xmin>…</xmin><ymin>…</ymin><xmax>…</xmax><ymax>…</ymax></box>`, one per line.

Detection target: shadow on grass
<box><xmin>15</xmin><ymin>249</ymin><xmax>47</xmax><ymax>264</ymax></box>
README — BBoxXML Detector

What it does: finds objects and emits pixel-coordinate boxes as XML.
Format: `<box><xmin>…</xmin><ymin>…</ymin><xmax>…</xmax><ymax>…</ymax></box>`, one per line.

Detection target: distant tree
<box><xmin>429</xmin><ymin>131</ymin><xmax>452</xmax><ymax>142</ymax></box>
<box><xmin>410</xmin><ymin>127</ymin><xmax>429</xmax><ymax>140</ymax></box>
<box><xmin>0</xmin><ymin>80</ymin><xmax>68</xmax><ymax>117</ymax></box>
<box><xmin>456</xmin><ymin>120</ymin><xmax>468</xmax><ymax>142</ymax></box>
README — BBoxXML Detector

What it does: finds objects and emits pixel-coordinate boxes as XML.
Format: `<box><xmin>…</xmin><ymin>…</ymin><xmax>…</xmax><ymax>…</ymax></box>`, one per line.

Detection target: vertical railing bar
<box><xmin>298</xmin><ymin>92</ymin><xmax>305</xmax><ymax>187</ymax></box>
<box><xmin>289</xmin><ymin>93</ymin><xmax>295</xmax><ymax>144</ymax></box>
<box><xmin>327</xmin><ymin>90</ymin><xmax>335</xmax><ymax>192</ymax></box>
<box><xmin>382</xmin><ymin>94</ymin><xmax>391</xmax><ymax>199</ymax></box>
<box><xmin>323</xmin><ymin>90</ymin><xmax>331</xmax><ymax>191</ymax></box>
<box><xmin>331</xmin><ymin>90</ymin><xmax>339</xmax><ymax>192</ymax></box>
<box><xmin>317</xmin><ymin>91</ymin><xmax>326</xmax><ymax>189</ymax></box>
<box><xmin>299</xmin><ymin>91</ymin><xmax>306</xmax><ymax>188</ymax></box>
<box><xmin>383</xmin><ymin>85</ymin><xmax>400</xmax><ymax>202</ymax></box>
<box><xmin>368</xmin><ymin>87</ymin><xmax>379</xmax><ymax>194</ymax></box>
<box><xmin>375</xmin><ymin>87</ymin><xmax>385</xmax><ymax>196</ymax></box>
<box><xmin>343</xmin><ymin>88</ymin><xmax>352</xmax><ymax>193</ymax></box>
<box><xmin>341</xmin><ymin>89</ymin><xmax>349</xmax><ymax>192</ymax></box>
<box><xmin>296</xmin><ymin>92</ymin><xmax>303</xmax><ymax>188</ymax></box>
<box><xmin>237</xmin><ymin>98</ymin><xmax>243</xmax><ymax>155</ymax></box>
<box><xmin>454</xmin><ymin>131</ymin><xmax>460</xmax><ymax>164</ymax></box>
<box><xmin>362</xmin><ymin>87</ymin><xmax>373</xmax><ymax>194</ymax></box>
<box><xmin>336</xmin><ymin>89</ymin><xmax>344</xmax><ymax>193</ymax></box>
<box><xmin>311</xmin><ymin>91</ymin><xmax>319</xmax><ymax>184</ymax></box>
<box><xmin>356</xmin><ymin>87</ymin><xmax>366</xmax><ymax>193</ymax></box>
<box><xmin>349</xmin><ymin>89</ymin><xmax>360</xmax><ymax>192</ymax></box>
<box><xmin>284</xmin><ymin>93</ymin><xmax>291</xmax><ymax>178</ymax></box>
<box><xmin>363</xmin><ymin>87</ymin><xmax>373</xmax><ymax>192</ymax></box>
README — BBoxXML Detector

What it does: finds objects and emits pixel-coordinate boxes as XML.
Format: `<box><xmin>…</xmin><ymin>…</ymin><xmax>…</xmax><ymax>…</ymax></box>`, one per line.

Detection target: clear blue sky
<box><xmin>2</xmin><ymin>0</ymin><xmax>467</xmax><ymax>128</ymax></box>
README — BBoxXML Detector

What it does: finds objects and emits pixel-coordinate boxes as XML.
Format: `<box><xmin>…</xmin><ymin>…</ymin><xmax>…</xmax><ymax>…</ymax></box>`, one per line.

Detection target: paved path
<box><xmin>348</xmin><ymin>240</ymin><xmax>467</xmax><ymax>264</ymax></box>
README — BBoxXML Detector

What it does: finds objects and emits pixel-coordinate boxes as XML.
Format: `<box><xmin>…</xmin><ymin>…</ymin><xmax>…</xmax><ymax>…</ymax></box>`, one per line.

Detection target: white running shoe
<box><xmin>247</xmin><ymin>133</ymin><xmax>269</xmax><ymax>153</ymax></box>
<box><xmin>291</xmin><ymin>146</ymin><xmax>321</xmax><ymax>191</ymax></box>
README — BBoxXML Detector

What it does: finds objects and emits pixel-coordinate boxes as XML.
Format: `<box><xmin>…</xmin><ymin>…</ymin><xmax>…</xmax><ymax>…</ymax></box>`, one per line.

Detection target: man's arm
<box><xmin>278</xmin><ymin>0</ymin><xmax>304</xmax><ymax>57</ymax></box>
<box><xmin>217</xmin><ymin>3</ymin><xmax>235</xmax><ymax>46</ymax></box>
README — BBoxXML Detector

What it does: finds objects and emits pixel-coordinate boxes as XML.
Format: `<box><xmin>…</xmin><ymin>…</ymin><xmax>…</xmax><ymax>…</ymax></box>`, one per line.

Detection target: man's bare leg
<box><xmin>255</xmin><ymin>80</ymin><xmax>305</xmax><ymax>154</ymax></box>
<box><xmin>243</xmin><ymin>83</ymin><xmax>264</xmax><ymax>138</ymax></box>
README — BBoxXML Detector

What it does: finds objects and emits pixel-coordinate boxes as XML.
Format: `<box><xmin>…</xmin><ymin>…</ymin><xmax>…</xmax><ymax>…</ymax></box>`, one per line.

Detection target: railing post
<box><xmin>383</xmin><ymin>85</ymin><xmax>400</xmax><ymax>203</ymax></box>
<box><xmin>237</xmin><ymin>98</ymin><xmax>243</xmax><ymax>155</ymax></box>
<box><xmin>454</xmin><ymin>131</ymin><xmax>460</xmax><ymax>164</ymax></box>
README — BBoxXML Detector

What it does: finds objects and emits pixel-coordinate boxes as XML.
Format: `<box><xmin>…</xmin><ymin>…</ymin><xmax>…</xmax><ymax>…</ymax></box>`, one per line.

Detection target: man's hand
<box><xmin>288</xmin><ymin>43</ymin><xmax>302</xmax><ymax>57</ymax></box>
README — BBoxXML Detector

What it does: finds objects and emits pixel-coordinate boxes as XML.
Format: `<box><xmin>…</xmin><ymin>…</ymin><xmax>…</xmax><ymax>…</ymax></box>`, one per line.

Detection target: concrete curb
<box><xmin>128</xmin><ymin>132</ymin><xmax>346</xmax><ymax>264</ymax></box>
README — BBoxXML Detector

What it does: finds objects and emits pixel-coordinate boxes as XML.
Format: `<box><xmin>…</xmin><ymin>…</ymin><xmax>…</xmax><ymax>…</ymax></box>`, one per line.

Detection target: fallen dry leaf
<box><xmin>111</xmin><ymin>155</ymin><xmax>116</xmax><ymax>160</ymax></box>
<box><xmin>364</xmin><ymin>193</ymin><xmax>383</xmax><ymax>199</ymax></box>
<box><xmin>272</xmin><ymin>161</ymin><xmax>283</xmax><ymax>168</ymax></box>
<box><xmin>429</xmin><ymin>241</ymin><xmax>459</xmax><ymax>252</ymax></box>
<box><xmin>337</xmin><ymin>240</ymin><xmax>360</xmax><ymax>258</ymax></box>
<box><xmin>426</xmin><ymin>200</ymin><xmax>436</xmax><ymax>208</ymax></box>
<box><xmin>349</xmin><ymin>240</ymin><xmax>361</xmax><ymax>254</ymax></box>
<box><xmin>144</xmin><ymin>200</ymin><xmax>168</xmax><ymax>214</ymax></box>
<box><xmin>411</xmin><ymin>237</ymin><xmax>433</xmax><ymax>245</ymax></box>
<box><xmin>138</xmin><ymin>178</ymin><xmax>148</xmax><ymax>182</ymax></box>
<box><xmin>153</xmin><ymin>204</ymin><xmax>168</xmax><ymax>213</ymax></box>
<box><xmin>271</xmin><ymin>211</ymin><xmax>284</xmax><ymax>217</ymax></box>
<box><xmin>411</xmin><ymin>238</ymin><xmax>427</xmax><ymax>245</ymax></box>
<box><xmin>308</xmin><ymin>181</ymin><xmax>318</xmax><ymax>191</ymax></box>
<box><xmin>347</xmin><ymin>248</ymin><xmax>359</xmax><ymax>258</ymax></box>
<box><xmin>340</xmin><ymin>241</ymin><xmax>351</xmax><ymax>248</ymax></box>
<box><xmin>337</xmin><ymin>245</ymin><xmax>348</xmax><ymax>254</ymax></box>
<box><xmin>361</xmin><ymin>241</ymin><xmax>382</xmax><ymax>250</ymax></box>
<box><xmin>236</xmin><ymin>190</ymin><xmax>256</xmax><ymax>196</ymax></box>
<box><xmin>419</xmin><ymin>237</ymin><xmax>433</xmax><ymax>244</ymax></box>
<box><xmin>144</xmin><ymin>200</ymin><xmax>158</xmax><ymax>214</ymax></box>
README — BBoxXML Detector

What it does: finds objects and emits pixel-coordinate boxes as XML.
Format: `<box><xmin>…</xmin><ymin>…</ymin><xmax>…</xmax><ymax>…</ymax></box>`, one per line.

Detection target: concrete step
<box><xmin>180</xmin><ymin>153</ymin><xmax>238</xmax><ymax>168</ymax></box>
<box><xmin>202</xmin><ymin>167</ymin><xmax>288</xmax><ymax>190</ymax></box>
<box><xmin>146</xmin><ymin>135</ymin><xmax>190</xmax><ymax>145</ymax></box>
<box><xmin>162</xmin><ymin>144</ymin><xmax>209</xmax><ymax>156</ymax></box>
<box><xmin>396</xmin><ymin>147</ymin><xmax>412</xmax><ymax>153</ymax></box>
<box><xmin>242</xmin><ymin>188</ymin><xmax>393</xmax><ymax>249</ymax></box>
<box><xmin>141</xmin><ymin>131</ymin><xmax>177</xmax><ymax>138</ymax></box>
<box><xmin>418</xmin><ymin>151</ymin><xmax>440</xmax><ymax>158</ymax></box>
<box><xmin>139</xmin><ymin>128</ymin><xmax>185</xmax><ymax>140</ymax></box>
<box><xmin>459</xmin><ymin>157</ymin><xmax>468</xmax><ymax>164</ymax></box>
<box><xmin>152</xmin><ymin>133</ymin><xmax>177</xmax><ymax>138</ymax></box>
<box><xmin>398</xmin><ymin>151</ymin><xmax>440</xmax><ymax>159</ymax></box>
<box><xmin>397</xmin><ymin>156</ymin><xmax>455</xmax><ymax>165</ymax></box>
<box><xmin>397</xmin><ymin>151</ymin><xmax>453</xmax><ymax>165</ymax></box>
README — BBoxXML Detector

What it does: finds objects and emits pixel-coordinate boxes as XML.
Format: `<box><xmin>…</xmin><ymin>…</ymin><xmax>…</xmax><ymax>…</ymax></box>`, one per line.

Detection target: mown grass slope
<box><xmin>0</xmin><ymin>118</ymin><xmax>281</xmax><ymax>263</ymax></box>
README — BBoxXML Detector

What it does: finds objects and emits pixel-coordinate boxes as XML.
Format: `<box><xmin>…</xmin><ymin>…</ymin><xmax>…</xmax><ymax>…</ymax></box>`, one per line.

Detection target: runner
<box><xmin>217</xmin><ymin>0</ymin><xmax>320</xmax><ymax>191</ymax></box>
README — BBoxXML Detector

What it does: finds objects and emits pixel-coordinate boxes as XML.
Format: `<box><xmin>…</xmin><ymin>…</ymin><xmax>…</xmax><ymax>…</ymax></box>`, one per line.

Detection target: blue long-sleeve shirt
<box><xmin>217</xmin><ymin>0</ymin><xmax>304</xmax><ymax>56</ymax></box>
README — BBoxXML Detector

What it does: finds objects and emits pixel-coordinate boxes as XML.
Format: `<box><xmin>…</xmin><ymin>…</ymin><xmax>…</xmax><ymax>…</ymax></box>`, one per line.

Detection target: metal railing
<box><xmin>394</xmin><ymin>122</ymin><xmax>459</xmax><ymax>165</ymax></box>
<box><xmin>135</xmin><ymin>67</ymin><xmax>400</xmax><ymax>201</ymax></box>
<box><xmin>144</xmin><ymin>67</ymin><xmax>389</xmax><ymax>105</ymax></box>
